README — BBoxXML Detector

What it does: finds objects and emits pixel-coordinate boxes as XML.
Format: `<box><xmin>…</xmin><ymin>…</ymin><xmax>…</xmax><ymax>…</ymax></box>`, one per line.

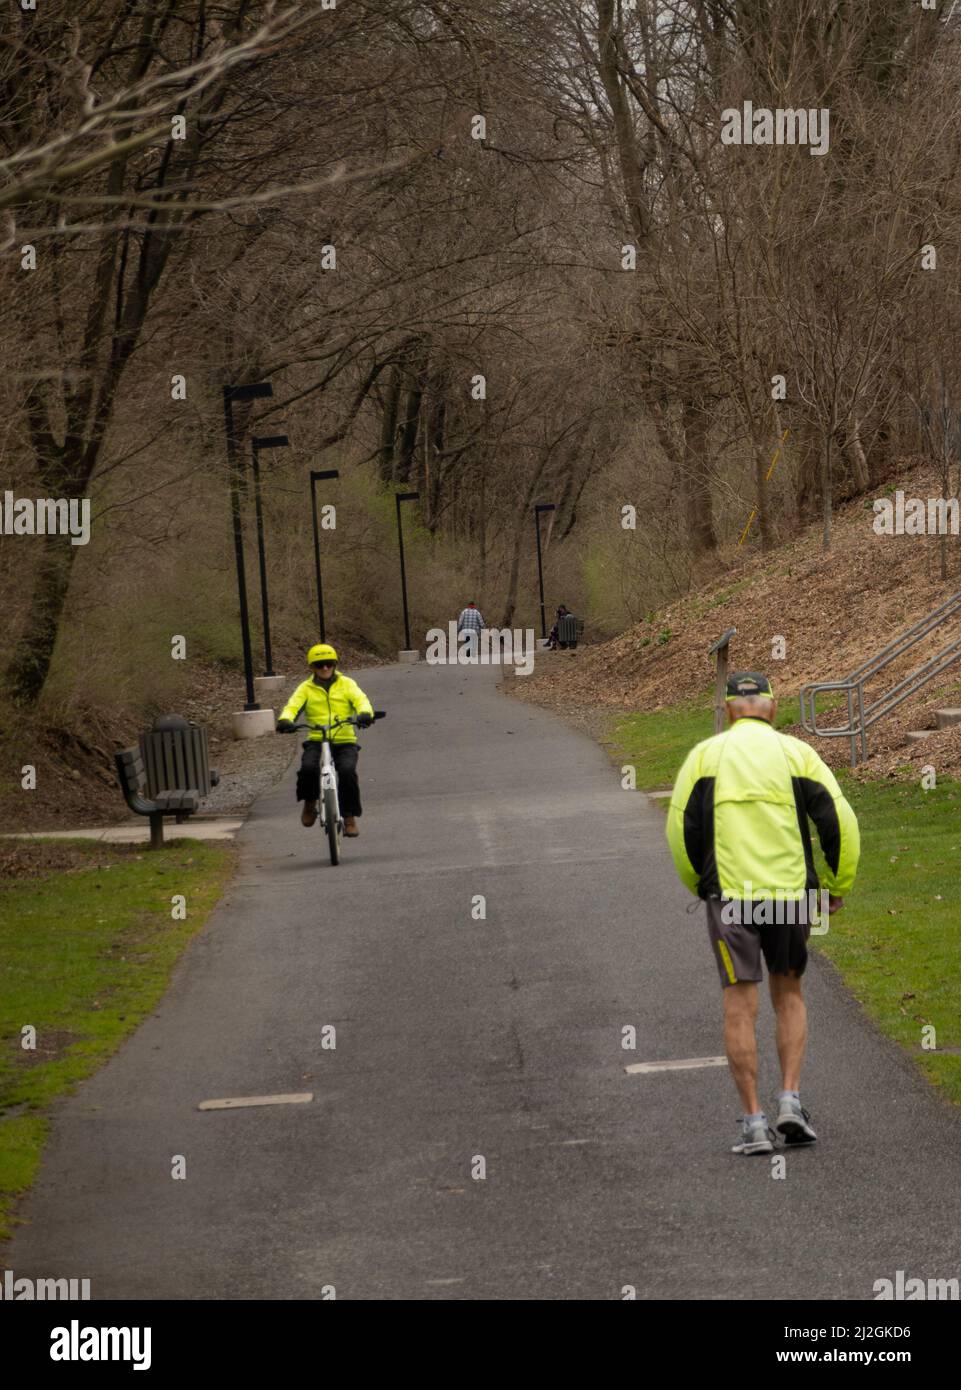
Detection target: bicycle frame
<box><xmin>318</xmin><ymin>733</ymin><xmax>340</xmax><ymax>832</ymax></box>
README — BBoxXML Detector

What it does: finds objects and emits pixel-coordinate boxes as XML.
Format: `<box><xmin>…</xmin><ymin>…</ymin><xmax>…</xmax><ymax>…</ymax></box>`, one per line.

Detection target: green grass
<box><xmin>605</xmin><ymin>695</ymin><xmax>716</xmax><ymax>788</ymax></box>
<box><xmin>812</xmin><ymin>778</ymin><xmax>961</xmax><ymax>1104</ymax></box>
<box><xmin>0</xmin><ymin>839</ymin><xmax>235</xmax><ymax>1240</ymax></box>
<box><xmin>605</xmin><ymin>700</ymin><xmax>961</xmax><ymax>1106</ymax></box>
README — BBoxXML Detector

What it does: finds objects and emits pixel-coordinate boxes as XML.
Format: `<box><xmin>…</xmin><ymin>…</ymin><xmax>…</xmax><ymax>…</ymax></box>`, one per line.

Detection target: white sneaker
<box><xmin>775</xmin><ymin>1096</ymin><xmax>817</xmax><ymax>1144</ymax></box>
<box><xmin>731</xmin><ymin>1116</ymin><xmax>775</xmax><ymax>1155</ymax></box>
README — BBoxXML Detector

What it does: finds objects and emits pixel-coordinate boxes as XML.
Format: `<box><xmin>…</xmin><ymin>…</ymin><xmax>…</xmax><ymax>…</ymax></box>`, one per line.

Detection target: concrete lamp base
<box><xmin>254</xmin><ymin>675</ymin><xmax>287</xmax><ymax>705</ymax></box>
<box><xmin>231</xmin><ymin>709</ymin><xmax>276</xmax><ymax>740</ymax></box>
<box><xmin>398</xmin><ymin>650</ymin><xmax>420</xmax><ymax>663</ymax></box>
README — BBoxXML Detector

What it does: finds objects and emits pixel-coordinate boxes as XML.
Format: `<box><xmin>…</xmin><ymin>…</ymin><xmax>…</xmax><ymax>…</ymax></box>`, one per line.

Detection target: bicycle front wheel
<box><xmin>323</xmin><ymin>786</ymin><xmax>341</xmax><ymax>865</ymax></box>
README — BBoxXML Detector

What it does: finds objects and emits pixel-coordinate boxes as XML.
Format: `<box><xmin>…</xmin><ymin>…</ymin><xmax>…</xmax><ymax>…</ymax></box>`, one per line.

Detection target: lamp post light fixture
<box><xmin>310</xmin><ymin>468</ymin><xmax>340</xmax><ymax>641</ymax></box>
<box><xmin>533</xmin><ymin>502</ymin><xmax>556</xmax><ymax>640</ymax></box>
<box><xmin>251</xmin><ymin>434</ymin><xmax>289</xmax><ymax>677</ymax></box>
<box><xmin>223</xmin><ymin>381</ymin><xmax>273</xmax><ymax>710</ymax></box>
<box><xmin>395</xmin><ymin>490</ymin><xmax>420</xmax><ymax>653</ymax></box>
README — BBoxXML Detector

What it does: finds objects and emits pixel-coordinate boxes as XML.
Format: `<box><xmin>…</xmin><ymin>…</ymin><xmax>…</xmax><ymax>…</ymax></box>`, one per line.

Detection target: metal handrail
<box><xmin>843</xmin><ymin>591</ymin><xmax>961</xmax><ymax>684</ymax></box>
<box><xmin>800</xmin><ymin>590</ymin><xmax>961</xmax><ymax>766</ymax></box>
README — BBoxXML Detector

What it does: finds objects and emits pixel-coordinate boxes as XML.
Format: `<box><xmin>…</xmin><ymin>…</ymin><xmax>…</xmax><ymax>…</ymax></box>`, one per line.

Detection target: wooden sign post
<box><xmin>708</xmin><ymin>628</ymin><xmax>737</xmax><ymax>734</ymax></box>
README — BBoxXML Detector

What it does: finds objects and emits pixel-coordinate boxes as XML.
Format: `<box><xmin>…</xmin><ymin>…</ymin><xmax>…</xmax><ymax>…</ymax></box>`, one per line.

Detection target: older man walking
<box><xmin>666</xmin><ymin>673</ymin><xmax>860</xmax><ymax>1155</ymax></box>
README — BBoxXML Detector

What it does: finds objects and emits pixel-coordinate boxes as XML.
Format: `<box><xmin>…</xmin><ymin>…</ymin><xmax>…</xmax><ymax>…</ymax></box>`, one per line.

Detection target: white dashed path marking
<box><xmin>197</xmin><ymin>1093</ymin><xmax>313</xmax><ymax>1111</ymax></box>
<box><xmin>624</xmin><ymin>1056</ymin><xmax>728</xmax><ymax>1075</ymax></box>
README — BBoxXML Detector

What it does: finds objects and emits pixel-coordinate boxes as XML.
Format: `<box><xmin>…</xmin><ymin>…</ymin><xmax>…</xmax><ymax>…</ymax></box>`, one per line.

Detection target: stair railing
<box><xmin>799</xmin><ymin>591</ymin><xmax>961</xmax><ymax>766</ymax></box>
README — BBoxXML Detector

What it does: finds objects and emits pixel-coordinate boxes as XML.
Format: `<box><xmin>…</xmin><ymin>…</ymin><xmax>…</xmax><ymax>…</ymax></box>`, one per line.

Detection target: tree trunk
<box><xmin>6</xmin><ymin>209</ymin><xmax>177</xmax><ymax>703</ymax></box>
<box><xmin>415</xmin><ymin>394</ymin><xmax>428</xmax><ymax>505</ymax></box>
<box><xmin>6</xmin><ymin>535</ymin><xmax>78</xmax><ymax>705</ymax></box>
<box><xmin>847</xmin><ymin>415</ymin><xmax>871</xmax><ymax>494</ymax></box>
<box><xmin>557</xmin><ymin>469</ymin><xmax>591</xmax><ymax>540</ymax></box>
<box><xmin>500</xmin><ymin>458</ymin><xmax>547</xmax><ymax>628</ymax></box>
<box><xmin>477</xmin><ymin>456</ymin><xmax>487</xmax><ymax>603</ymax></box>
<box><xmin>754</xmin><ymin>441</ymin><xmax>775</xmax><ymax>551</ymax></box>
<box><xmin>394</xmin><ymin>343</ymin><xmax>428</xmax><ymax>485</ymax></box>
<box><xmin>941</xmin><ymin>451</ymin><xmax>950</xmax><ymax>582</ymax></box>
<box><xmin>395</xmin><ymin>382</ymin><xmax>422</xmax><ymax>486</ymax></box>
<box><xmin>821</xmin><ymin>430</ymin><xmax>833</xmax><ymax>553</ymax></box>
<box><xmin>378</xmin><ymin>363</ymin><xmax>402</xmax><ymax>484</ymax></box>
<box><xmin>681</xmin><ymin>398</ymin><xmax>717</xmax><ymax>552</ymax></box>
<box><xmin>791</xmin><ymin>416</ymin><xmax>818</xmax><ymax>524</ymax></box>
<box><xmin>425</xmin><ymin>386</ymin><xmax>446</xmax><ymax>530</ymax></box>
<box><xmin>596</xmin><ymin>0</ymin><xmax>652</xmax><ymax>243</ymax></box>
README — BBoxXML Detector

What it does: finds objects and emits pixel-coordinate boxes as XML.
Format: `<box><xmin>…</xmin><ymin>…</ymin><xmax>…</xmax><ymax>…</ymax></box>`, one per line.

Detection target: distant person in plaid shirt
<box><xmin>456</xmin><ymin>601</ymin><xmax>484</xmax><ymax>657</ymax></box>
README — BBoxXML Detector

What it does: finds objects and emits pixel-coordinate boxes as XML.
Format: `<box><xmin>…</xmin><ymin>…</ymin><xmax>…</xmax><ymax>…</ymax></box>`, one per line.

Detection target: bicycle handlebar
<box><xmin>279</xmin><ymin>711</ymin><xmax>386</xmax><ymax>733</ymax></box>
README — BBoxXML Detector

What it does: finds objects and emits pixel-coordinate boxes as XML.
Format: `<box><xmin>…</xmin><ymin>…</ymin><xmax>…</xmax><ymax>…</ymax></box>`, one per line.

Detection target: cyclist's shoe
<box><xmin>301</xmin><ymin>801</ymin><xmax>318</xmax><ymax>828</ymax></box>
<box><xmin>343</xmin><ymin>816</ymin><xmax>359</xmax><ymax>837</ymax></box>
<box><xmin>731</xmin><ymin>1116</ymin><xmax>776</xmax><ymax>1155</ymax></box>
<box><xmin>775</xmin><ymin>1096</ymin><xmax>818</xmax><ymax>1144</ymax></box>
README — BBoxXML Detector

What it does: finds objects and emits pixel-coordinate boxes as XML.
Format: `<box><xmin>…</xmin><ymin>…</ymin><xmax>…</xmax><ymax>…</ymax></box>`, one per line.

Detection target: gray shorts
<box><xmin>705</xmin><ymin>897</ymin><xmax>812</xmax><ymax>989</ymax></box>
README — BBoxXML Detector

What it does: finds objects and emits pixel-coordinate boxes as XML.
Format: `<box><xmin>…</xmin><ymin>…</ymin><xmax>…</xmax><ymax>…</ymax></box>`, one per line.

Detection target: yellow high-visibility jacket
<box><xmin>279</xmin><ymin>673</ymin><xmax>373</xmax><ymax>744</ymax></box>
<box><xmin>666</xmin><ymin>716</ymin><xmax>860</xmax><ymax>900</ymax></box>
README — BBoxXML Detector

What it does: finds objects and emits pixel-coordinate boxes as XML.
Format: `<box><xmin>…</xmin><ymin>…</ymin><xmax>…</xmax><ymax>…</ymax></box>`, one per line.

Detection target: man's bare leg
<box><xmin>723</xmin><ymin>982</ymin><xmax>760</xmax><ymax>1114</ymax></box>
<box><xmin>769</xmin><ymin>972</ymin><xmax>807</xmax><ymax>1092</ymax></box>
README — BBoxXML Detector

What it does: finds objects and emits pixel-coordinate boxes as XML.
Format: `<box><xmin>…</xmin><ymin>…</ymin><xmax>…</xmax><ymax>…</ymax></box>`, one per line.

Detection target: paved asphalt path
<box><xmin>9</xmin><ymin>661</ymin><xmax>961</xmax><ymax>1300</ymax></box>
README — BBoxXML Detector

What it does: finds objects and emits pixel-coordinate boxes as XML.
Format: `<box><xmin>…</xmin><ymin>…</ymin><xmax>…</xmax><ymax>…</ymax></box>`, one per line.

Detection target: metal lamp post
<box><xmin>223</xmin><ymin>381</ymin><xmax>273</xmax><ymax>710</ymax></box>
<box><xmin>534</xmin><ymin>502</ymin><xmax>556</xmax><ymax>639</ymax></box>
<box><xmin>251</xmin><ymin>434</ymin><xmax>289</xmax><ymax>677</ymax></box>
<box><xmin>310</xmin><ymin>468</ymin><xmax>339</xmax><ymax>640</ymax></box>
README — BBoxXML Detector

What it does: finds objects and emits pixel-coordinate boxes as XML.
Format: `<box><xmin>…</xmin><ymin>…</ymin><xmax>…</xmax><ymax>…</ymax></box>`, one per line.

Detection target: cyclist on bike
<box><xmin>276</xmin><ymin>644</ymin><xmax>375</xmax><ymax>836</ymax></box>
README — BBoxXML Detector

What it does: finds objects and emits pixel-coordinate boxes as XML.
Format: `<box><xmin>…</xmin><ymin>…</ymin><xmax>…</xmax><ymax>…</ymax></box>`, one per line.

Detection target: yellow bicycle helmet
<box><xmin>307</xmin><ymin>643</ymin><xmax>338</xmax><ymax>666</ymax></box>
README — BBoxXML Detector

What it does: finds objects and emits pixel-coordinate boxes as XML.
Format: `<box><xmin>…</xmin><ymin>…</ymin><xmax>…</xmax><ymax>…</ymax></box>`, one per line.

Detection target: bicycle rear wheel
<box><xmin>323</xmin><ymin>786</ymin><xmax>341</xmax><ymax>865</ymax></box>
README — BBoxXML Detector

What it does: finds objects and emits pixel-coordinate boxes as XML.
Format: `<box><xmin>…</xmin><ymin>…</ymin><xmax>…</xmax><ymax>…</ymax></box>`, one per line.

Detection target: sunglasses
<box><xmin>312</xmin><ymin>661</ymin><xmax>336</xmax><ymax>669</ymax></box>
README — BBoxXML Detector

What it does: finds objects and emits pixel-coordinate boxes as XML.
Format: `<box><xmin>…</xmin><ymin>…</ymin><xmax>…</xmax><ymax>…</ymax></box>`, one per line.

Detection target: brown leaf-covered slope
<box><xmin>513</xmin><ymin>462</ymin><xmax>961</xmax><ymax>780</ymax></box>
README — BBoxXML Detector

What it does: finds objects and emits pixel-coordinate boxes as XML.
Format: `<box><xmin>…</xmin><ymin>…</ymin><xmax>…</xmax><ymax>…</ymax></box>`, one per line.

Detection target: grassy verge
<box><xmin>605</xmin><ymin>703</ymin><xmax>961</xmax><ymax>1106</ymax></box>
<box><xmin>811</xmin><ymin>779</ymin><xmax>961</xmax><ymax>1103</ymax></box>
<box><xmin>0</xmin><ymin>838</ymin><xmax>235</xmax><ymax>1242</ymax></box>
<box><xmin>607</xmin><ymin>691</ymin><xmax>811</xmax><ymax>789</ymax></box>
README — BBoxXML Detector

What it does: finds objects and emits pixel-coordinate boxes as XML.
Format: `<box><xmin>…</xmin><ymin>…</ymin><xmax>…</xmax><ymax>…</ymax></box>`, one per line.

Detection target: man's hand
<box><xmin>356</xmin><ymin>712</ymin><xmax>373</xmax><ymax>728</ymax></box>
<box><xmin>276</xmin><ymin>718</ymin><xmax>295</xmax><ymax>732</ymax></box>
<box><xmin>828</xmin><ymin>894</ymin><xmax>844</xmax><ymax>914</ymax></box>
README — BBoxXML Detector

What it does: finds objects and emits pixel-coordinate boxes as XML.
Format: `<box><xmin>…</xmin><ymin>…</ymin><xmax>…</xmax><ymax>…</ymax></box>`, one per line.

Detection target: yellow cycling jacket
<box><xmin>279</xmin><ymin>673</ymin><xmax>373</xmax><ymax>744</ymax></box>
<box><xmin>666</xmin><ymin>716</ymin><xmax>860</xmax><ymax>900</ymax></box>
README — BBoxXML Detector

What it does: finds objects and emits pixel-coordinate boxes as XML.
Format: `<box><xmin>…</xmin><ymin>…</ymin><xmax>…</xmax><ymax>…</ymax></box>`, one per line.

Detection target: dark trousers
<box><xmin>296</xmin><ymin>741</ymin><xmax>362</xmax><ymax>816</ymax></box>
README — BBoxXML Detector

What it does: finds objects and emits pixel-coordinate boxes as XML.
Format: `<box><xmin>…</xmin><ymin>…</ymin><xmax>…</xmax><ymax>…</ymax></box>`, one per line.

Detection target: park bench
<box><xmin>556</xmin><ymin>613</ymin><xmax>584</xmax><ymax>649</ymax></box>
<box><xmin>114</xmin><ymin>747</ymin><xmax>200</xmax><ymax>850</ymax></box>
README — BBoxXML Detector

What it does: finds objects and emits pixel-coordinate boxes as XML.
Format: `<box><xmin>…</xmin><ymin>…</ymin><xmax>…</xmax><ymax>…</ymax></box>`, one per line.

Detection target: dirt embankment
<box><xmin>513</xmin><ymin>461</ymin><xmax>961</xmax><ymax>780</ymax></box>
<box><xmin>1</xmin><ymin>636</ymin><xmax>380</xmax><ymax>832</ymax></box>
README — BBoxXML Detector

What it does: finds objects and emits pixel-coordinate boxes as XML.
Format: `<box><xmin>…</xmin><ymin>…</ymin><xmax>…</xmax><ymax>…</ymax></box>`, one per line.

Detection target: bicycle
<box><xmin>281</xmin><ymin>711</ymin><xmax>385</xmax><ymax>865</ymax></box>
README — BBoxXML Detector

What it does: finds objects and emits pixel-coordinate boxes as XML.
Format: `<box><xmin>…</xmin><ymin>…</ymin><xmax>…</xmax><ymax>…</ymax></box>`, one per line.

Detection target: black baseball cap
<box><xmin>725</xmin><ymin>671</ymin><xmax>774</xmax><ymax>700</ymax></box>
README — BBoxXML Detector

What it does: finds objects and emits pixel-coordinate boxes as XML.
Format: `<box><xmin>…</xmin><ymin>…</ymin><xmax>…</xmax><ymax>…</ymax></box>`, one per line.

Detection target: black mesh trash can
<box><xmin>557</xmin><ymin>614</ymin><xmax>584</xmax><ymax>649</ymax></box>
<box><xmin>139</xmin><ymin>715</ymin><xmax>219</xmax><ymax>819</ymax></box>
